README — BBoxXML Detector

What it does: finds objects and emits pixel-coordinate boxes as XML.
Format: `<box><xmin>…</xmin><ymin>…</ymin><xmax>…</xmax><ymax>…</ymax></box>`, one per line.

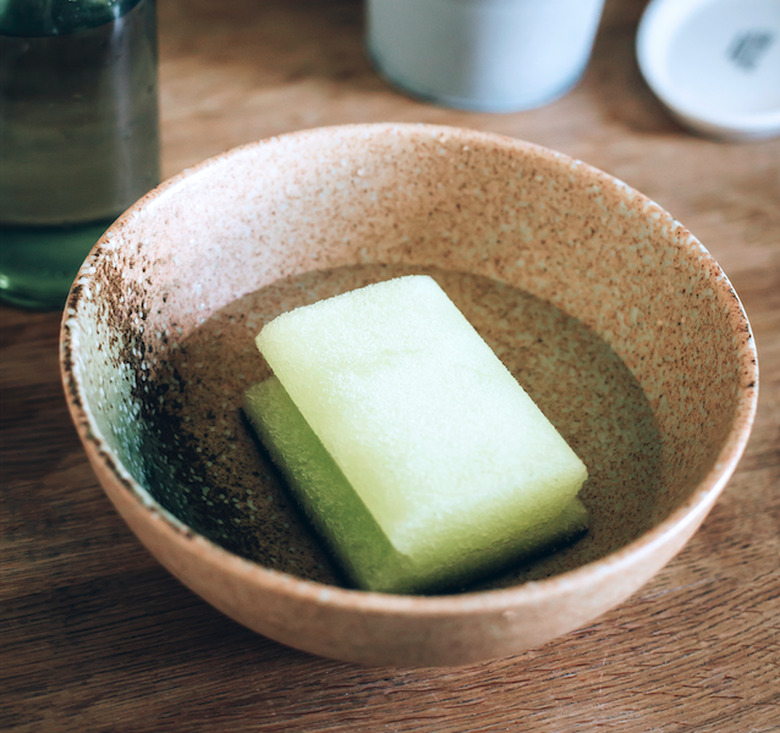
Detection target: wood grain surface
<box><xmin>2</xmin><ymin>0</ymin><xmax>778</xmax><ymax>730</ymax></box>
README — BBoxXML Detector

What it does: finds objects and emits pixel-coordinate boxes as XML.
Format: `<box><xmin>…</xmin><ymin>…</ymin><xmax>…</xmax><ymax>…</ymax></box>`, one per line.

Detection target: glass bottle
<box><xmin>0</xmin><ymin>0</ymin><xmax>160</xmax><ymax>309</ymax></box>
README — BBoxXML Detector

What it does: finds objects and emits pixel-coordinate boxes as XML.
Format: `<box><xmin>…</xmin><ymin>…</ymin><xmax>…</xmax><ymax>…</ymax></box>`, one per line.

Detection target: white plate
<box><xmin>637</xmin><ymin>0</ymin><xmax>780</xmax><ymax>140</ymax></box>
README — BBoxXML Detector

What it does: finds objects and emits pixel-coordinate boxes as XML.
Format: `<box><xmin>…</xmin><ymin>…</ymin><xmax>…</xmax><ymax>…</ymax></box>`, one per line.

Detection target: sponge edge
<box><xmin>255</xmin><ymin>275</ymin><xmax>588</xmax><ymax>560</ymax></box>
<box><xmin>244</xmin><ymin>377</ymin><xmax>588</xmax><ymax>594</ymax></box>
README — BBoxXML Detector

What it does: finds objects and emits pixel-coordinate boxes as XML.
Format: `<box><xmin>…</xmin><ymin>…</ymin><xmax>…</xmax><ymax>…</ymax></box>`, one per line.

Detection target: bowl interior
<box><xmin>63</xmin><ymin>124</ymin><xmax>756</xmax><ymax>594</ymax></box>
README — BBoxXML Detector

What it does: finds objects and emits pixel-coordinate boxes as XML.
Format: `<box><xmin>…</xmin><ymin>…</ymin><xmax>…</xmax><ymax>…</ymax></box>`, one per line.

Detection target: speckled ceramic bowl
<box><xmin>60</xmin><ymin>123</ymin><xmax>758</xmax><ymax>667</ymax></box>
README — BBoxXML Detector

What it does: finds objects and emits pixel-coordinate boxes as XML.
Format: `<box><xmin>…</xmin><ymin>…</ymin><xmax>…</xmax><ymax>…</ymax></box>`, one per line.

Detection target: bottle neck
<box><xmin>0</xmin><ymin>0</ymin><xmax>144</xmax><ymax>37</ymax></box>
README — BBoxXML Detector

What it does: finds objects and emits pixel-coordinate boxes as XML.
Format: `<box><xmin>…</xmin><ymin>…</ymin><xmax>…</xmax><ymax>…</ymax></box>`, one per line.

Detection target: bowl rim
<box><xmin>60</xmin><ymin>122</ymin><xmax>760</xmax><ymax>617</ymax></box>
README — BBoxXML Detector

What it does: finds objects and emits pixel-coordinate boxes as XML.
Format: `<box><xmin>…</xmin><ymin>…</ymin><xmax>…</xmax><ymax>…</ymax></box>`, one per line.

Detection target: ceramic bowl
<box><xmin>60</xmin><ymin>123</ymin><xmax>758</xmax><ymax>667</ymax></box>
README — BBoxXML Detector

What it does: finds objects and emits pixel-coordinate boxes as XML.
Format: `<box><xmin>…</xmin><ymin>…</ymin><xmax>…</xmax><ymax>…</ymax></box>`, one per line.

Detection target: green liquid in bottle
<box><xmin>0</xmin><ymin>0</ymin><xmax>160</xmax><ymax>310</ymax></box>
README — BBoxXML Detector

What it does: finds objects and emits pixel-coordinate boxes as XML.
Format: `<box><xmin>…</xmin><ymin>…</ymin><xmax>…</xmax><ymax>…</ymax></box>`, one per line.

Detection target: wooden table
<box><xmin>3</xmin><ymin>1</ymin><xmax>778</xmax><ymax>729</ymax></box>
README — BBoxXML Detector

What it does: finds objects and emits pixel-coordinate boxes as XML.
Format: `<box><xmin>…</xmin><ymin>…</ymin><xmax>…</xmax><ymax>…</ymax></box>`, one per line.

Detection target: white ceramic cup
<box><xmin>366</xmin><ymin>0</ymin><xmax>606</xmax><ymax>112</ymax></box>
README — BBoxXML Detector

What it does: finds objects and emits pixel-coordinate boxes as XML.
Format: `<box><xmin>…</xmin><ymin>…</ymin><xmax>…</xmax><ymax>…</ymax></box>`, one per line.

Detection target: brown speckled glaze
<box><xmin>60</xmin><ymin>124</ymin><xmax>758</xmax><ymax>667</ymax></box>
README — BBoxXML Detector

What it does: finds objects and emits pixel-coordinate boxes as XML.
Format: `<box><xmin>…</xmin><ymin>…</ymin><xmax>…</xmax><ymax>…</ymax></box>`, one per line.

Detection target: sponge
<box><xmin>250</xmin><ymin>275</ymin><xmax>588</xmax><ymax>593</ymax></box>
